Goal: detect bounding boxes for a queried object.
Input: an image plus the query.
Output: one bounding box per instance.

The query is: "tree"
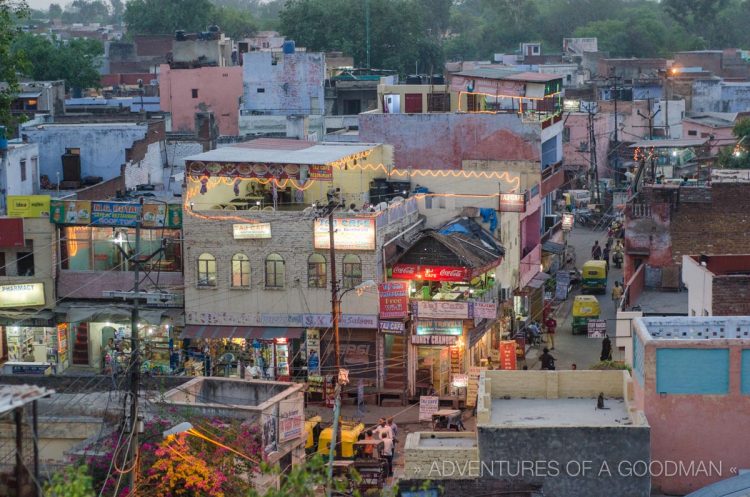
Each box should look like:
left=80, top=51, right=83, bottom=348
left=123, top=0, right=217, bottom=35
left=61, top=0, right=111, bottom=24
left=110, top=0, right=124, bottom=23
left=44, top=465, right=96, bottom=497
left=0, top=0, right=29, bottom=136
left=48, top=2, right=63, bottom=18
left=662, top=0, right=730, bottom=47
left=210, top=6, right=258, bottom=40
left=718, top=118, right=750, bottom=169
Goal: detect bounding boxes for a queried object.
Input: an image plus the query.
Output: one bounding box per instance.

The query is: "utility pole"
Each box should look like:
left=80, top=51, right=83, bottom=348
left=585, top=103, right=601, bottom=204
left=127, top=200, right=143, bottom=494
left=326, top=206, right=343, bottom=497
left=637, top=98, right=660, bottom=141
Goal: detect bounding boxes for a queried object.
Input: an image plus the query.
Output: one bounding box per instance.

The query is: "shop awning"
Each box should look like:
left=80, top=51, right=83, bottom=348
left=58, top=304, right=177, bottom=326
left=469, top=319, right=494, bottom=348
left=0, top=310, right=56, bottom=327
left=526, top=272, right=551, bottom=289
left=180, top=325, right=303, bottom=340
left=542, top=241, right=565, bottom=255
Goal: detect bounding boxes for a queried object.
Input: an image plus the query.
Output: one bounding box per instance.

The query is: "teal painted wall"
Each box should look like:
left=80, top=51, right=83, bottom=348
left=742, top=350, right=750, bottom=395
left=656, top=348, right=729, bottom=395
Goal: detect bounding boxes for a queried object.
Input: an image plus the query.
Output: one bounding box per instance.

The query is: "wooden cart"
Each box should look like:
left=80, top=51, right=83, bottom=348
left=352, top=440, right=388, bottom=492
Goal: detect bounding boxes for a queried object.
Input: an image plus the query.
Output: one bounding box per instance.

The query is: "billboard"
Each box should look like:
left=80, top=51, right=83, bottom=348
left=378, top=281, right=409, bottom=319
left=313, top=217, right=375, bottom=251
left=233, top=222, right=272, bottom=239
left=498, top=192, right=528, bottom=213
left=7, top=195, right=51, bottom=218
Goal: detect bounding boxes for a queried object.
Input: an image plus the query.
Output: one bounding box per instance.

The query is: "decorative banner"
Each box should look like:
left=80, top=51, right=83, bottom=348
left=473, top=302, right=498, bottom=320
left=50, top=200, right=91, bottom=224
left=233, top=222, right=272, bottom=239
left=313, top=218, right=376, bottom=251
left=278, top=398, right=304, bottom=443
left=308, top=164, right=333, bottom=181
left=392, top=263, right=471, bottom=282
left=419, top=396, right=440, bottom=422
left=411, top=335, right=458, bottom=345
left=187, top=161, right=301, bottom=179
left=562, top=213, right=574, bottom=231
left=91, top=202, right=141, bottom=227
left=262, top=405, right=279, bottom=461
left=379, top=320, right=405, bottom=334
left=0, top=283, right=45, bottom=308
left=142, top=204, right=181, bottom=228
left=416, top=320, right=463, bottom=336
left=497, top=192, right=528, bottom=213
left=587, top=319, right=607, bottom=338
left=465, top=366, right=487, bottom=408
left=499, top=340, right=517, bottom=370
left=378, top=281, right=410, bottom=319
left=415, top=301, right=471, bottom=320
left=7, top=195, right=51, bottom=218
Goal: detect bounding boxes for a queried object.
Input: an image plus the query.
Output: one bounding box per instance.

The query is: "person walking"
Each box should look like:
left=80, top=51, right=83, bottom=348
left=381, top=431, right=394, bottom=477
left=611, top=281, right=624, bottom=307
left=591, top=240, right=602, bottom=260
left=602, top=245, right=611, bottom=272
left=540, top=348, right=556, bottom=370
left=544, top=316, right=557, bottom=350
left=600, top=334, right=612, bottom=362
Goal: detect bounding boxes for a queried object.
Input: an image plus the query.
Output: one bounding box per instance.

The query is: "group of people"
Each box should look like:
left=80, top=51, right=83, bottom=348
left=361, top=417, right=398, bottom=477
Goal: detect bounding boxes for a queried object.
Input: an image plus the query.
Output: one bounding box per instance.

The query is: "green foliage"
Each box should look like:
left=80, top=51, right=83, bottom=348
left=210, top=6, right=258, bottom=40
left=44, top=465, right=96, bottom=497
left=61, top=0, right=111, bottom=24
left=0, top=0, right=29, bottom=136
left=124, top=0, right=257, bottom=38
left=591, top=360, right=631, bottom=372
left=12, top=33, right=103, bottom=90
left=247, top=454, right=362, bottom=497
left=48, top=3, right=63, bottom=18
left=718, top=118, right=750, bottom=169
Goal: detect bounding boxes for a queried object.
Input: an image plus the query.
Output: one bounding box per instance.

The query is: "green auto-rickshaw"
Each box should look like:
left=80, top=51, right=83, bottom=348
left=581, top=259, right=608, bottom=294
left=572, top=295, right=601, bottom=335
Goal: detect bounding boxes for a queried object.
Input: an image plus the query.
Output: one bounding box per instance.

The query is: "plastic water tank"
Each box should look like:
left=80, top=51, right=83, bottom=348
left=282, top=40, right=296, bottom=54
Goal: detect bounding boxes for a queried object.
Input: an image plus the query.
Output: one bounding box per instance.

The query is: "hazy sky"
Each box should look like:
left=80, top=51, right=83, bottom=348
left=27, top=0, right=61, bottom=10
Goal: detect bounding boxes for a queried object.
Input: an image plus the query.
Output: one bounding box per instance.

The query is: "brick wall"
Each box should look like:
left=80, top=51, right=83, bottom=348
left=403, top=432, right=479, bottom=480
left=712, top=276, right=750, bottom=315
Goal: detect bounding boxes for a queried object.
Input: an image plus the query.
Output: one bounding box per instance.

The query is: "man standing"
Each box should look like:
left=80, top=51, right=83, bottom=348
left=591, top=240, right=602, bottom=260
left=600, top=334, right=612, bottom=362
left=544, top=315, right=557, bottom=350
left=602, top=244, right=610, bottom=271
left=381, top=431, right=394, bottom=477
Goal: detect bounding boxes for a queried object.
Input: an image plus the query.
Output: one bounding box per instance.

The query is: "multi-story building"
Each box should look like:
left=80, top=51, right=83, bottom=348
left=682, top=254, right=750, bottom=316
left=0, top=142, right=39, bottom=215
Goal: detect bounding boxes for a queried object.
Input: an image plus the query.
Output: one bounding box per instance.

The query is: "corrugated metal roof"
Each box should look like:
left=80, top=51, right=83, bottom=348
left=0, top=385, right=54, bottom=415
left=184, top=140, right=380, bottom=165
left=454, top=68, right=562, bottom=83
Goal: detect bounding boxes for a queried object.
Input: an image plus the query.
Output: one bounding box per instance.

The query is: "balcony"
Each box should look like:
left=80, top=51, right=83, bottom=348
left=541, top=161, right=565, bottom=196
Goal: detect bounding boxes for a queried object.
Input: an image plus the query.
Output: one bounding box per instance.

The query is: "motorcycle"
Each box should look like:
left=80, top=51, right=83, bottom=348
left=613, top=249, right=623, bottom=269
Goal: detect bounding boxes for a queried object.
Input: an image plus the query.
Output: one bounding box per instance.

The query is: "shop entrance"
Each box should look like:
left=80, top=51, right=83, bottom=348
left=416, top=347, right=451, bottom=396
left=383, top=334, right=406, bottom=389
left=72, top=323, right=90, bottom=365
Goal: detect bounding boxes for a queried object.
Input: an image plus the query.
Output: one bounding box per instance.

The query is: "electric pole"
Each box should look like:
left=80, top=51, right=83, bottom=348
left=637, top=99, right=660, bottom=141
left=326, top=206, right=343, bottom=497
left=127, top=199, right=142, bottom=494
left=585, top=103, right=601, bottom=204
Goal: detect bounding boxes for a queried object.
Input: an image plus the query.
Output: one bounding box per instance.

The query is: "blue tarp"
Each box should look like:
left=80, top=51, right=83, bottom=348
left=479, top=208, right=498, bottom=232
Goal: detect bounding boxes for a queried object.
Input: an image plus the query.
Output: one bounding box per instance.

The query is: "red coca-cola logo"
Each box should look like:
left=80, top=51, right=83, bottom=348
left=393, top=265, right=416, bottom=274
left=439, top=268, right=464, bottom=278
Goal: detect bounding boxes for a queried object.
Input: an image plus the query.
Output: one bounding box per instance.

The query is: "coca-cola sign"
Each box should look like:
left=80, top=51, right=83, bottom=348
left=392, top=264, right=471, bottom=282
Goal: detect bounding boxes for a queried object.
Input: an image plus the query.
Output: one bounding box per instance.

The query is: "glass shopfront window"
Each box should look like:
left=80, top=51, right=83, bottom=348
left=60, top=227, right=182, bottom=271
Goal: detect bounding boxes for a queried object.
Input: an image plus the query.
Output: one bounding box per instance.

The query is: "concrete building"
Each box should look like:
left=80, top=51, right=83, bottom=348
left=562, top=111, right=612, bottom=180
left=682, top=254, right=750, bottom=317
left=674, top=49, right=750, bottom=80
left=682, top=112, right=743, bottom=154
left=0, top=142, right=39, bottom=215
left=692, top=79, right=750, bottom=113
left=7, top=80, right=66, bottom=120
left=401, top=370, right=650, bottom=497
left=632, top=316, right=750, bottom=495
left=22, top=115, right=168, bottom=190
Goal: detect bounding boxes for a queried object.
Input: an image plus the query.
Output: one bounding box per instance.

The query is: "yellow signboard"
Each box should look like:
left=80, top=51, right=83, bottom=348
left=6, top=195, right=51, bottom=218
left=0, top=283, right=46, bottom=308
left=313, top=218, right=376, bottom=251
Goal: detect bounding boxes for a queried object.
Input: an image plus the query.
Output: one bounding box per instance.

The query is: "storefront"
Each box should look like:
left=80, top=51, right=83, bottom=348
left=0, top=317, right=67, bottom=375
left=514, top=272, right=550, bottom=328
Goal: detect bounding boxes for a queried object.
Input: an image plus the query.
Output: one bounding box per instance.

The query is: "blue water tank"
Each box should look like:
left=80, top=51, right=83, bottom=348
left=282, top=40, right=296, bottom=54
left=0, top=126, right=7, bottom=151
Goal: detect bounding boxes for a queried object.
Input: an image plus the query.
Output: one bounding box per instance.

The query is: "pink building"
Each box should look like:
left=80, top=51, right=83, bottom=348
left=632, top=316, right=750, bottom=495
left=159, top=64, right=242, bottom=136
left=682, top=112, right=742, bottom=155
left=562, top=112, right=612, bottom=179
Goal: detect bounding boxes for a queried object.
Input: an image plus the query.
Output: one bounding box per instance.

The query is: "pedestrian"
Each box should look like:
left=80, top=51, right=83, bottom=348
left=387, top=417, right=398, bottom=441
left=603, top=245, right=610, bottom=271
left=544, top=315, right=557, bottom=350
left=363, top=430, right=374, bottom=457
left=373, top=418, right=392, bottom=441
left=571, top=363, right=577, bottom=370
left=591, top=240, right=602, bottom=260
left=381, top=431, right=394, bottom=477
left=247, top=359, right=262, bottom=379
left=540, top=347, right=556, bottom=370
left=600, top=334, right=612, bottom=362
left=611, top=281, right=624, bottom=306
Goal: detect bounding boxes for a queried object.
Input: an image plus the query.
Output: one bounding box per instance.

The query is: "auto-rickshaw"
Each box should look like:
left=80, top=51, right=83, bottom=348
left=305, top=416, right=322, bottom=454
left=581, top=260, right=608, bottom=294
left=353, top=440, right=388, bottom=492
left=317, top=420, right=365, bottom=458
left=572, top=295, right=601, bottom=334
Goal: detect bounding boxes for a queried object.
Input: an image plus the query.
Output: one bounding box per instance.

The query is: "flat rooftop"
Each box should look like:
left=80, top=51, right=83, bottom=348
left=633, top=289, right=688, bottom=315
left=638, top=316, right=750, bottom=340
left=688, top=254, right=750, bottom=276
left=490, top=398, right=630, bottom=427
left=418, top=436, right=477, bottom=448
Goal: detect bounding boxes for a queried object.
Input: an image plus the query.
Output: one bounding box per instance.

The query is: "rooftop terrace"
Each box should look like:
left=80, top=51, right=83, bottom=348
left=637, top=316, right=750, bottom=340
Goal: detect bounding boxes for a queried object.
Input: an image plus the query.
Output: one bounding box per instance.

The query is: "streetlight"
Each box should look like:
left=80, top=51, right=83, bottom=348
left=163, top=422, right=259, bottom=463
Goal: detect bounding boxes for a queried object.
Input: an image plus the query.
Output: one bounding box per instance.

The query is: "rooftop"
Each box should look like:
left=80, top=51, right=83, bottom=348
left=629, top=138, right=709, bottom=149
left=632, top=289, right=688, bottom=315
left=453, top=67, right=561, bottom=83
left=490, top=398, right=630, bottom=427
left=688, top=254, right=750, bottom=276
left=0, top=384, right=54, bottom=415
left=637, top=316, right=750, bottom=340
left=683, top=112, right=738, bottom=128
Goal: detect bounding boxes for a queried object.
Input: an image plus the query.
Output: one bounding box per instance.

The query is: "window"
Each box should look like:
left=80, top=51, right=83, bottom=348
left=466, top=93, right=482, bottom=112
left=16, top=239, right=34, bottom=276
left=265, top=253, right=285, bottom=288
left=257, top=88, right=265, bottom=93
left=427, top=93, right=450, bottom=112
left=197, top=253, right=217, bottom=287
left=0, top=252, right=5, bottom=276
left=191, top=89, right=199, bottom=98
left=687, top=130, right=697, bottom=136
left=231, top=253, right=250, bottom=288
left=562, top=127, right=571, bottom=143
left=308, top=254, right=326, bottom=288
left=20, top=159, right=27, bottom=182
left=342, top=254, right=362, bottom=289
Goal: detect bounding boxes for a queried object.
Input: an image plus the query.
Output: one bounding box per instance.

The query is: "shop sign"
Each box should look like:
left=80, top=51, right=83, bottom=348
left=411, top=335, right=458, bottom=346
left=233, top=222, right=272, bottom=239
left=0, top=283, right=45, bottom=308
left=452, top=374, right=469, bottom=388
left=497, top=192, right=528, bottom=213
left=419, top=396, right=439, bottom=421
left=302, top=314, right=379, bottom=329
left=378, top=281, right=409, bottom=319
left=0, top=218, right=25, bottom=249
left=278, top=399, right=304, bottom=443
left=313, top=217, right=376, bottom=251
left=11, top=364, right=50, bottom=375
left=7, top=195, right=51, bottom=218
left=499, top=340, right=517, bottom=370
left=187, top=311, right=379, bottom=329
left=587, top=319, right=607, bottom=338
left=91, top=201, right=141, bottom=227
left=416, top=320, right=463, bottom=336
left=57, top=323, right=68, bottom=355
left=262, top=405, right=279, bottom=461
left=306, top=329, right=320, bottom=374
left=414, top=301, right=470, bottom=320
left=379, top=320, right=405, bottom=334
left=308, top=164, right=333, bottom=181
left=561, top=213, right=574, bottom=231
left=466, top=366, right=487, bottom=408
left=391, top=264, right=470, bottom=282
left=341, top=342, right=376, bottom=379
left=473, top=302, right=497, bottom=320
left=142, top=204, right=182, bottom=228
left=50, top=200, right=91, bottom=224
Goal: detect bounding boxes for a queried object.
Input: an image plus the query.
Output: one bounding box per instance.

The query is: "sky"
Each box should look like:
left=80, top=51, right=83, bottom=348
left=27, top=0, right=61, bottom=10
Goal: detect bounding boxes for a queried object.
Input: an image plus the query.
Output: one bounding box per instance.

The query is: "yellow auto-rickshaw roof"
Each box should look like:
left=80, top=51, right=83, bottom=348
left=583, top=260, right=608, bottom=270
left=574, top=295, right=599, bottom=303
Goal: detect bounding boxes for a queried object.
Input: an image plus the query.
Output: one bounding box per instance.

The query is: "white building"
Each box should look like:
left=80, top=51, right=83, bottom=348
left=0, top=142, right=39, bottom=215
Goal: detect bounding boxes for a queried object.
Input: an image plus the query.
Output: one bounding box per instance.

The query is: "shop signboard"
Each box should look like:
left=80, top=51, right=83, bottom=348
left=497, top=192, right=528, bottom=213
left=555, top=271, right=571, bottom=300
left=306, top=329, right=320, bottom=374
left=91, top=201, right=141, bottom=227
left=465, top=366, right=487, bottom=408
left=50, top=200, right=91, bottom=224
left=142, top=204, right=183, bottom=228
left=499, top=340, right=517, bottom=370
left=561, top=213, right=574, bottom=231
left=473, top=302, right=497, bottom=320
left=391, top=264, right=471, bottom=282
left=313, top=217, right=375, bottom=251
left=414, top=301, right=470, bottom=320
left=0, top=283, right=45, bottom=308
left=416, top=320, right=463, bottom=336
left=233, top=222, right=272, bottom=239
left=378, top=281, right=410, bottom=319
left=278, top=398, right=304, bottom=443
left=379, top=320, right=405, bottom=334
left=262, top=404, right=279, bottom=461
left=7, top=195, right=51, bottom=218
left=451, top=373, right=469, bottom=388
left=411, top=335, right=458, bottom=346
left=341, top=341, right=376, bottom=379
left=10, top=364, right=51, bottom=375
left=587, top=319, right=607, bottom=338
left=419, top=396, right=439, bottom=421
left=0, top=218, right=25, bottom=249
left=308, top=164, right=333, bottom=181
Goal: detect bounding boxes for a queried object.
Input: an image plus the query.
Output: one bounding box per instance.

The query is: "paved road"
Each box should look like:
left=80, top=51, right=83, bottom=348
left=526, top=225, right=624, bottom=370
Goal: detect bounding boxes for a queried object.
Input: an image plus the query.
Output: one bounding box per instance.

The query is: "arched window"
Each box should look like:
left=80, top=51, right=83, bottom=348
left=197, top=253, right=216, bottom=287
left=265, top=253, right=285, bottom=288
left=308, top=254, right=326, bottom=288
left=231, top=253, right=250, bottom=288
left=342, top=254, right=362, bottom=289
